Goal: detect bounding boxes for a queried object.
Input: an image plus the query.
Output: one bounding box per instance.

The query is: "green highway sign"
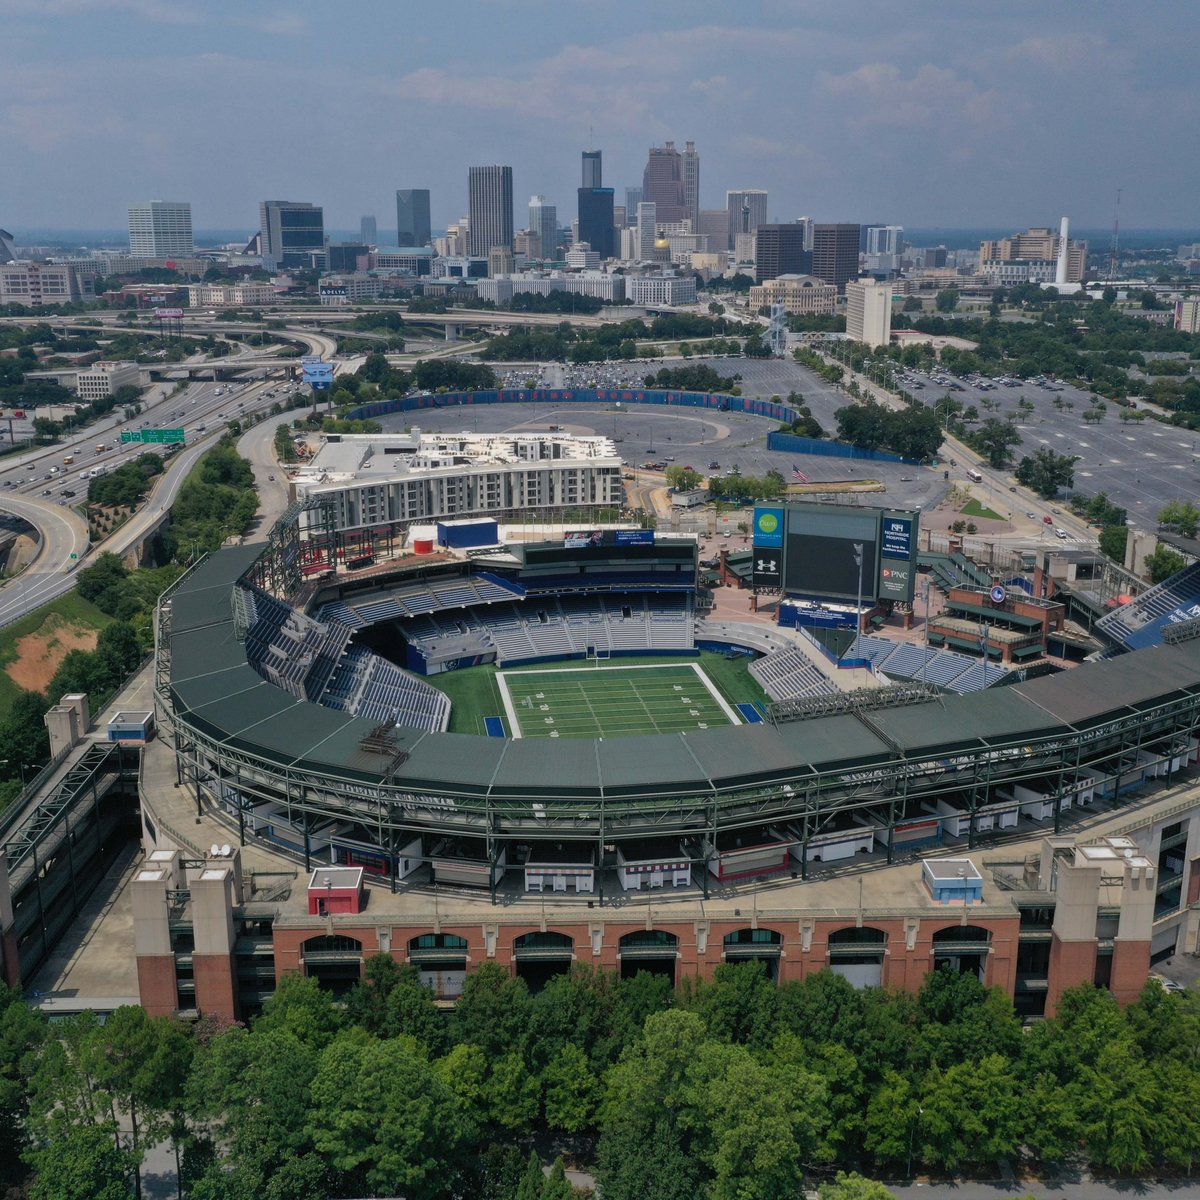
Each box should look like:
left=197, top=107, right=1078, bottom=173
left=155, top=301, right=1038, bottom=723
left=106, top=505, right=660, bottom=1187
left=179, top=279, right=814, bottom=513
left=121, top=428, right=186, bottom=444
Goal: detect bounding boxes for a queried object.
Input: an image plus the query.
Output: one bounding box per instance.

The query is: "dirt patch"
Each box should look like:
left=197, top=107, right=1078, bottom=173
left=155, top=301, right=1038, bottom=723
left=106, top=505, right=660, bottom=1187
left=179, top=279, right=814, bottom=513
left=7, top=614, right=100, bottom=694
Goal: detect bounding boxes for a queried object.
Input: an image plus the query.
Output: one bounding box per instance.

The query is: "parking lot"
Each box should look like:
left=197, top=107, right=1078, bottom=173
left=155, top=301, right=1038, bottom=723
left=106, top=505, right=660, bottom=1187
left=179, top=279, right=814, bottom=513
left=381, top=356, right=948, bottom=517
left=898, top=365, right=1199, bottom=522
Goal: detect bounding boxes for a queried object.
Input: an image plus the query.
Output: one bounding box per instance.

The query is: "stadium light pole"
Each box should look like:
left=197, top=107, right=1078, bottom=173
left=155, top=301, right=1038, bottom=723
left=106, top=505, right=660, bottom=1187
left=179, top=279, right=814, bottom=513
left=853, top=542, right=864, bottom=638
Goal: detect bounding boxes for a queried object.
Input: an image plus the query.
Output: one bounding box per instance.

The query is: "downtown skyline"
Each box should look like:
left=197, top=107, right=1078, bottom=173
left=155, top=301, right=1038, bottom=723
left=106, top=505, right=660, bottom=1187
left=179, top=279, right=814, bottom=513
left=1, top=1, right=1198, bottom=233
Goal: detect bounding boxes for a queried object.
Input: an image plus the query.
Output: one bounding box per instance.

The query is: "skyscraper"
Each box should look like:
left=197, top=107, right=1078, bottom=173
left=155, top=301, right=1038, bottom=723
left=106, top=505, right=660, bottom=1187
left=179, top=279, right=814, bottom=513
left=529, top=195, right=558, bottom=261
left=725, top=190, right=768, bottom=253
left=576, top=148, right=614, bottom=260
left=624, top=187, right=642, bottom=226
left=865, top=225, right=903, bottom=256
left=127, top=201, right=194, bottom=258
left=360, top=215, right=377, bottom=246
left=577, top=189, right=615, bottom=260
left=468, top=166, right=514, bottom=258
left=396, top=189, right=431, bottom=246
left=681, top=140, right=700, bottom=228
left=259, top=200, right=324, bottom=270
left=754, top=224, right=811, bottom=282
left=642, top=143, right=687, bottom=224
left=636, top=202, right=657, bottom=260
left=811, top=223, right=862, bottom=292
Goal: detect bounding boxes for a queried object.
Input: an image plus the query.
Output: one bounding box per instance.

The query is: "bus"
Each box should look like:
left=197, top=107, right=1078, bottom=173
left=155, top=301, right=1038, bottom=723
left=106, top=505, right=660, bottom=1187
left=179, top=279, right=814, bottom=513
left=966, top=468, right=983, bottom=483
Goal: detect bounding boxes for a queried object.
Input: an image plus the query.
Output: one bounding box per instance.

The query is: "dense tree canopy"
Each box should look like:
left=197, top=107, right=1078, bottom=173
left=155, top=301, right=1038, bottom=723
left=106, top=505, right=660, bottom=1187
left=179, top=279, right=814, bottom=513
left=9, top=965, right=1200, bottom=1198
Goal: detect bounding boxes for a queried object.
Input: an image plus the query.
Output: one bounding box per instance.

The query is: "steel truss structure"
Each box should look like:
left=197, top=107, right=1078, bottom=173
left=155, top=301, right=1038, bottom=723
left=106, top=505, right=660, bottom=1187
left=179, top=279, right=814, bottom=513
left=154, top=516, right=1200, bottom=908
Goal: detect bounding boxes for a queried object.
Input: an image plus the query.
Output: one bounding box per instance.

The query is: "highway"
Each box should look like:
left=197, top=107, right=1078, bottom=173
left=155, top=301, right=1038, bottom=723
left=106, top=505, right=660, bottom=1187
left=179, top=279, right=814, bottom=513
left=0, top=318, right=337, bottom=625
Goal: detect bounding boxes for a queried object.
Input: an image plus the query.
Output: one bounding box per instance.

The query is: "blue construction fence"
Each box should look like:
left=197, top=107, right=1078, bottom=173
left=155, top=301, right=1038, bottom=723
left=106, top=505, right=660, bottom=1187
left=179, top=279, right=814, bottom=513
left=766, top=430, right=921, bottom=466
left=346, top=388, right=799, bottom=424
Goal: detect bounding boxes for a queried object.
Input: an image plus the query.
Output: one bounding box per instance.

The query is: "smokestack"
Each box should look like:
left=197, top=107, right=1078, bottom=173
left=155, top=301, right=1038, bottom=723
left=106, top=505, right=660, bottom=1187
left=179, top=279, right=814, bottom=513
left=1055, top=216, right=1070, bottom=286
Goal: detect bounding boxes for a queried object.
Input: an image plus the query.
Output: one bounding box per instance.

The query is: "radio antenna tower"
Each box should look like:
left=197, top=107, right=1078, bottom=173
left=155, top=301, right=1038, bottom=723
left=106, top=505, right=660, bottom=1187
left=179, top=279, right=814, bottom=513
left=1108, top=188, right=1122, bottom=281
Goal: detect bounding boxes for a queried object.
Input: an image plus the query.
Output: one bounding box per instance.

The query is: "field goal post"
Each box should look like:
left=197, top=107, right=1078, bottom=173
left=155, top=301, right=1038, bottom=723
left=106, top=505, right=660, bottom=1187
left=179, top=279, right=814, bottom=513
left=587, top=645, right=611, bottom=662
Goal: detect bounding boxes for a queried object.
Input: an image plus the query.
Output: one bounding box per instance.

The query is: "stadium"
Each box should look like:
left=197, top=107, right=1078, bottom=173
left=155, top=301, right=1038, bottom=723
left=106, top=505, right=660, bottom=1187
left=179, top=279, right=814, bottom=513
left=142, top=393, right=1200, bottom=1021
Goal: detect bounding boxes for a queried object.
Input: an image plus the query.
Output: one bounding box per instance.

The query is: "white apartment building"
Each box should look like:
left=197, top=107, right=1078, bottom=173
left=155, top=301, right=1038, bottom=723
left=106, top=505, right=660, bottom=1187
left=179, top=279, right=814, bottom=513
left=75, top=360, right=141, bottom=401
left=565, top=244, right=600, bottom=270
left=748, top=274, right=837, bottom=316
left=626, top=275, right=697, bottom=306
left=476, top=271, right=625, bottom=304
left=1176, top=297, right=1200, bottom=334
left=978, top=258, right=1058, bottom=286
left=291, top=432, right=623, bottom=535
left=845, top=278, right=893, bottom=348
left=0, top=262, right=93, bottom=306
left=318, top=275, right=385, bottom=306
left=127, top=202, right=194, bottom=258
left=186, top=282, right=277, bottom=306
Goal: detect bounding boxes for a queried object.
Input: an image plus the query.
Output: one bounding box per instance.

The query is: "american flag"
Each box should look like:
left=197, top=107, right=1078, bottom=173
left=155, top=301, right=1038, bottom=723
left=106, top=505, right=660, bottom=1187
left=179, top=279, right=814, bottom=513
left=792, top=464, right=810, bottom=483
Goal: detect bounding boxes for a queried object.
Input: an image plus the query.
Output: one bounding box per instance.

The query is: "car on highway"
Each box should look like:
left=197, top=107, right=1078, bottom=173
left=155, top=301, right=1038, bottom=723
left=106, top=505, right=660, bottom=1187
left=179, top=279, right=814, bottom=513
left=1026, top=512, right=1036, bottom=520
left=1055, top=528, right=1068, bottom=539
left=1043, top=516, right=1054, bottom=525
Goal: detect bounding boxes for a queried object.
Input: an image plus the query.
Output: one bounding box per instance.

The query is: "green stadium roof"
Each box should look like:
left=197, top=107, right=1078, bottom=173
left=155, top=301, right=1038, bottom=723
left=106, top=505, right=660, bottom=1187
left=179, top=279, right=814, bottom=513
left=164, top=549, right=1200, bottom=803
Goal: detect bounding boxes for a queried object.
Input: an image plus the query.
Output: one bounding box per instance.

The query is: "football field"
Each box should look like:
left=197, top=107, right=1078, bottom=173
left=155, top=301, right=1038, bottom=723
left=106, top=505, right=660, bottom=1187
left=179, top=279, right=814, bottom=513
left=497, top=662, right=742, bottom=739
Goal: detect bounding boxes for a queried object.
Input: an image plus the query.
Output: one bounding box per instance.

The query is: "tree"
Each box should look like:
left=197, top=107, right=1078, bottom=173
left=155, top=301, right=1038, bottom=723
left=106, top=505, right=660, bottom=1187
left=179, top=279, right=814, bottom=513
left=516, top=1150, right=544, bottom=1200
left=26, top=1121, right=138, bottom=1200
left=484, top=1051, right=540, bottom=1134
left=542, top=1041, right=600, bottom=1133
left=685, top=960, right=779, bottom=1046
left=819, top=1171, right=897, bottom=1200
left=1145, top=545, right=1187, bottom=584
left=665, top=465, right=704, bottom=492
left=0, top=689, right=50, bottom=784
left=903, top=296, right=922, bottom=312
left=1157, top=500, right=1200, bottom=538
left=541, top=1156, right=573, bottom=1200
left=917, top=1054, right=1022, bottom=1171
left=1014, top=447, right=1079, bottom=499
left=307, top=1029, right=470, bottom=1199
left=1099, top=524, right=1129, bottom=564
left=452, top=962, right=531, bottom=1060
left=970, top=418, right=1022, bottom=468
left=935, top=287, right=960, bottom=313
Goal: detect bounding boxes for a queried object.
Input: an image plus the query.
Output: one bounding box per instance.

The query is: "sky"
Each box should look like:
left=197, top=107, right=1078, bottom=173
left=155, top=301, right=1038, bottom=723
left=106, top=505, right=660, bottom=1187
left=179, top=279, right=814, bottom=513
left=2, top=0, right=1198, bottom=237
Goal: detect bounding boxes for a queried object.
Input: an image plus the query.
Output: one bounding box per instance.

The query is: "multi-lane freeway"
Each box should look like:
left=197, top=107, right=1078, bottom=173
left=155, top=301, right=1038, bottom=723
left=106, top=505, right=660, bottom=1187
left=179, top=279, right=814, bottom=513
left=0, top=332, right=328, bottom=625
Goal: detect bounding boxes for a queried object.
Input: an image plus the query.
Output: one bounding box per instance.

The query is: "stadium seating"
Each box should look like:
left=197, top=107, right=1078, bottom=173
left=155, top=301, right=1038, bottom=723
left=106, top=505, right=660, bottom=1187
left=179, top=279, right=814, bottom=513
left=394, top=593, right=696, bottom=666
left=846, top=635, right=1005, bottom=694
left=244, top=588, right=354, bottom=703
left=243, top=585, right=449, bottom=732
left=1096, top=562, right=1200, bottom=651
left=750, top=647, right=839, bottom=701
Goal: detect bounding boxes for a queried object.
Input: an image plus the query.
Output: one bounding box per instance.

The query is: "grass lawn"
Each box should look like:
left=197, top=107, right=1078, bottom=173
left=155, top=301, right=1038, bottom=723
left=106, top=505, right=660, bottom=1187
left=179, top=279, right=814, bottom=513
left=431, top=651, right=770, bottom=737
left=960, top=498, right=1004, bottom=521
left=0, top=591, right=114, bottom=720
left=502, top=662, right=734, bottom=739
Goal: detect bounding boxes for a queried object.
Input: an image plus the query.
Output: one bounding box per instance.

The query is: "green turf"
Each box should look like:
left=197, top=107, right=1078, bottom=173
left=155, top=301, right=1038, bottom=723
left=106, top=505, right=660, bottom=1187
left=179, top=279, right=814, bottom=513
left=0, top=591, right=114, bottom=720
left=431, top=651, right=770, bottom=737
left=959, top=498, right=1004, bottom=521
left=502, top=663, right=734, bottom=739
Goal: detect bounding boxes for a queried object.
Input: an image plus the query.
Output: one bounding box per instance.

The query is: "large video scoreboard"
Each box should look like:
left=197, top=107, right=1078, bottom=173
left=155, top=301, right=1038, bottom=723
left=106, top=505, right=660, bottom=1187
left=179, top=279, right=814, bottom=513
left=751, top=502, right=918, bottom=604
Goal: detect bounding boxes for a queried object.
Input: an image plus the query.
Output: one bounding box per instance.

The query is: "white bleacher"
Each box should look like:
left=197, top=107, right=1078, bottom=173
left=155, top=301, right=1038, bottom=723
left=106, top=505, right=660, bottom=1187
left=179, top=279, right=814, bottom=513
left=946, top=660, right=1007, bottom=693
left=1096, top=562, right=1200, bottom=648
left=750, top=646, right=839, bottom=701
left=846, top=635, right=1004, bottom=693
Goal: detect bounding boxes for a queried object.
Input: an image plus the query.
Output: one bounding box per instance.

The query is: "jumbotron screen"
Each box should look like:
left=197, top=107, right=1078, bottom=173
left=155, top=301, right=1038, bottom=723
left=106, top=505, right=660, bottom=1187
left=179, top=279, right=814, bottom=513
left=752, top=502, right=918, bottom=603
left=785, top=532, right=877, bottom=599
